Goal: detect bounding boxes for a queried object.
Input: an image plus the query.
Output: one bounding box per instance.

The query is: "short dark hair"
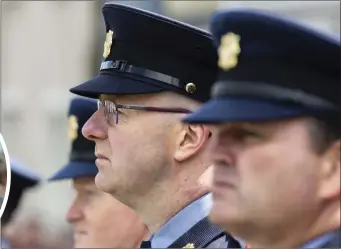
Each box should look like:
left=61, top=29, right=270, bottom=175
left=307, top=116, right=340, bottom=154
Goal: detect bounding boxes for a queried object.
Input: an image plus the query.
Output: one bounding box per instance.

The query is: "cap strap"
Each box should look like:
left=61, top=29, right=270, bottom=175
left=100, top=60, right=182, bottom=88
left=212, top=81, right=337, bottom=111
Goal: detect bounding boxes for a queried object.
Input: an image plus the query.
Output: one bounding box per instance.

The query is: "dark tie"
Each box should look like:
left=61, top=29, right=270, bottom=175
left=140, top=240, right=152, bottom=248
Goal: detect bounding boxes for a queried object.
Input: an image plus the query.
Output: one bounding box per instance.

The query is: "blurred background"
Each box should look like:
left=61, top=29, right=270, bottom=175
left=1, top=0, right=340, bottom=247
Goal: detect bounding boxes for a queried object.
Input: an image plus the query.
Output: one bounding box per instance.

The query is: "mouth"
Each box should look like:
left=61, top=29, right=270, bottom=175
left=212, top=178, right=235, bottom=189
left=95, top=152, right=109, bottom=161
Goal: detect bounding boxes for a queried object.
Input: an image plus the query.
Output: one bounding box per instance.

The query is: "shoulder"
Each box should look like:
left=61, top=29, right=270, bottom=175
left=205, top=233, right=242, bottom=248
left=321, top=229, right=341, bottom=247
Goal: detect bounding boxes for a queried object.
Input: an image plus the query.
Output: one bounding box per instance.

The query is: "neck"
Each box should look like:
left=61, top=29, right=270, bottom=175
left=132, top=227, right=152, bottom=248
left=243, top=200, right=340, bottom=248
left=136, top=170, right=210, bottom=234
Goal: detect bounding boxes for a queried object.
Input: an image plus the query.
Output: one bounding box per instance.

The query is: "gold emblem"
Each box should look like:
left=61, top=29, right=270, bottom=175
left=68, top=115, right=79, bottom=142
left=103, top=30, right=114, bottom=59
left=218, top=32, right=241, bottom=70
left=183, top=243, right=195, bottom=248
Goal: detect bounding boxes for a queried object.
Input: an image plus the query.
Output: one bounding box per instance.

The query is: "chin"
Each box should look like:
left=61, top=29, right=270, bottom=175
left=94, top=174, right=112, bottom=193
left=210, top=203, right=236, bottom=226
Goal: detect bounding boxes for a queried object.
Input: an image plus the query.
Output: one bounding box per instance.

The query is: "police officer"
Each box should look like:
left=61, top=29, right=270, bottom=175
left=1, top=159, right=41, bottom=248
left=48, top=97, right=149, bottom=248
left=69, top=3, right=241, bottom=248
left=182, top=9, right=340, bottom=248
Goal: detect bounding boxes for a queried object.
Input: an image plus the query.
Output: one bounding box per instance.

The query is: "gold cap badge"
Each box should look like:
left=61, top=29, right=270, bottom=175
left=103, top=30, right=114, bottom=59
left=68, top=115, right=79, bottom=142
left=183, top=243, right=195, bottom=248
left=218, top=32, right=241, bottom=70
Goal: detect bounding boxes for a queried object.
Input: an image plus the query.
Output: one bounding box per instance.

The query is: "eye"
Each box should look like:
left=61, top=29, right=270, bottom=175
left=230, top=129, right=263, bottom=142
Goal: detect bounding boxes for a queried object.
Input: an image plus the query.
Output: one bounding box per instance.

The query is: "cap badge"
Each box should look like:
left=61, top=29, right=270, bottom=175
left=103, top=30, right=114, bottom=59
left=218, top=32, right=241, bottom=70
left=67, top=115, right=79, bottom=142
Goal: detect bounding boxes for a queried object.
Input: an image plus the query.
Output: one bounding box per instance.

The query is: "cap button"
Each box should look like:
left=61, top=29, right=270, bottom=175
left=185, top=82, right=196, bottom=94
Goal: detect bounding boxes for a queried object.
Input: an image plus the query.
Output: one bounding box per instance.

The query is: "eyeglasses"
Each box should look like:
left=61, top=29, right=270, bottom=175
left=97, top=99, right=192, bottom=125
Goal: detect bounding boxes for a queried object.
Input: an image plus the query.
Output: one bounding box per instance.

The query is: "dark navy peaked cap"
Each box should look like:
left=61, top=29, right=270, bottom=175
left=48, top=98, right=98, bottom=181
left=183, top=9, right=340, bottom=124
left=70, top=3, right=218, bottom=103
left=3, top=159, right=41, bottom=224
left=10, top=159, right=41, bottom=188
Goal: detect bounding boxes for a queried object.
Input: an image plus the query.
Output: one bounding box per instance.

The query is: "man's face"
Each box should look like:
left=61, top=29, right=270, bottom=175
left=208, top=117, right=326, bottom=233
left=82, top=93, right=180, bottom=201
left=67, top=177, right=148, bottom=248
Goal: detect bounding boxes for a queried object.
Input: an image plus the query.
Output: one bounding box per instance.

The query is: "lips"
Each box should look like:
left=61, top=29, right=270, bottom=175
left=212, top=178, right=235, bottom=189
left=95, top=152, right=109, bottom=160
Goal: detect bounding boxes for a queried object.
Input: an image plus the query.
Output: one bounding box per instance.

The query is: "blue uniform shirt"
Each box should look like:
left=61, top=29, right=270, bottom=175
left=301, top=231, right=337, bottom=248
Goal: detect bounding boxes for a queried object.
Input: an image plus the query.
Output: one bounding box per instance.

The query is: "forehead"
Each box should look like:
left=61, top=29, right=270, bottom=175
left=213, top=117, right=310, bottom=133
left=100, top=92, right=179, bottom=105
left=100, top=93, right=157, bottom=103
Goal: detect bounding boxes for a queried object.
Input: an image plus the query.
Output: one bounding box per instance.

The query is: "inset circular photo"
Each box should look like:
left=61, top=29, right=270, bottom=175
left=0, top=133, right=12, bottom=219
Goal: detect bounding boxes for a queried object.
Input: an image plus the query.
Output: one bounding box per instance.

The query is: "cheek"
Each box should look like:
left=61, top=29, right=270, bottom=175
left=84, top=201, right=116, bottom=237
left=239, top=140, right=319, bottom=208
left=107, top=125, right=145, bottom=157
left=107, top=119, right=170, bottom=167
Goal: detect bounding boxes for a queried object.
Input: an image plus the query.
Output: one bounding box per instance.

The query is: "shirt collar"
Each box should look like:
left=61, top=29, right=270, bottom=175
left=150, top=193, right=212, bottom=248
left=301, top=230, right=337, bottom=248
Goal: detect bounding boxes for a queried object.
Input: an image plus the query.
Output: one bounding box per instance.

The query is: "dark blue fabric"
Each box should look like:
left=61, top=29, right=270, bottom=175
left=183, top=9, right=340, bottom=124
left=48, top=98, right=98, bottom=181
left=70, top=3, right=218, bottom=103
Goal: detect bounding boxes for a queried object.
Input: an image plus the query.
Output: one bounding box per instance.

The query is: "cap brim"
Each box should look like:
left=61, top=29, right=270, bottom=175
left=48, top=161, right=98, bottom=181
left=182, top=97, right=308, bottom=124
left=70, top=72, right=165, bottom=99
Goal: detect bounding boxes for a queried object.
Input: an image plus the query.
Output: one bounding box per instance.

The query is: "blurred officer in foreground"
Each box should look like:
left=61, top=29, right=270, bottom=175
left=48, top=97, right=149, bottom=248
left=69, top=3, right=241, bottom=248
left=1, top=159, right=41, bottom=248
left=182, top=9, right=340, bottom=248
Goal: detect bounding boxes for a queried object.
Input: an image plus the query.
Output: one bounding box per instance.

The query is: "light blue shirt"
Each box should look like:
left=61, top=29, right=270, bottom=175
left=1, top=238, right=10, bottom=248
left=150, top=193, right=212, bottom=248
left=301, top=231, right=336, bottom=248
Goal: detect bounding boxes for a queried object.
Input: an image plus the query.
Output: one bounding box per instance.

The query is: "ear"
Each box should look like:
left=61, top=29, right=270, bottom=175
left=318, top=140, right=340, bottom=200
left=173, top=124, right=211, bottom=162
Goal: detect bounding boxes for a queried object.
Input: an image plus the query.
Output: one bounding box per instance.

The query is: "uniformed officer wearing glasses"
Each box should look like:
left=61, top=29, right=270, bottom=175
left=69, top=3, right=241, bottom=248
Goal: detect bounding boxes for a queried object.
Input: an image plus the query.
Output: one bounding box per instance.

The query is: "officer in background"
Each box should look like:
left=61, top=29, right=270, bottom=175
left=48, top=97, right=149, bottom=248
left=182, top=9, right=340, bottom=248
left=1, top=159, right=41, bottom=248
left=69, top=3, right=241, bottom=248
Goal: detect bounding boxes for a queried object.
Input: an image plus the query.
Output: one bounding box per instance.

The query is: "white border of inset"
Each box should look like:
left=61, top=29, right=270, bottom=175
left=0, top=133, right=12, bottom=219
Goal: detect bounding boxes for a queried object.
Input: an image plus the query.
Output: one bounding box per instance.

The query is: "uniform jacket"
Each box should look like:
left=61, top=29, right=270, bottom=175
left=140, top=193, right=241, bottom=248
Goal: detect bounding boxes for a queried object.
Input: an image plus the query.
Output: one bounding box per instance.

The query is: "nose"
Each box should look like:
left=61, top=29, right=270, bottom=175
left=82, top=109, right=107, bottom=141
left=66, top=201, right=84, bottom=225
left=208, top=132, right=234, bottom=166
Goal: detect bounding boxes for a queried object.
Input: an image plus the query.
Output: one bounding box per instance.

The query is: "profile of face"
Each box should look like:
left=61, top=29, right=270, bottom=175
left=82, top=92, right=199, bottom=202
left=208, top=117, right=340, bottom=235
left=67, top=177, right=148, bottom=248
